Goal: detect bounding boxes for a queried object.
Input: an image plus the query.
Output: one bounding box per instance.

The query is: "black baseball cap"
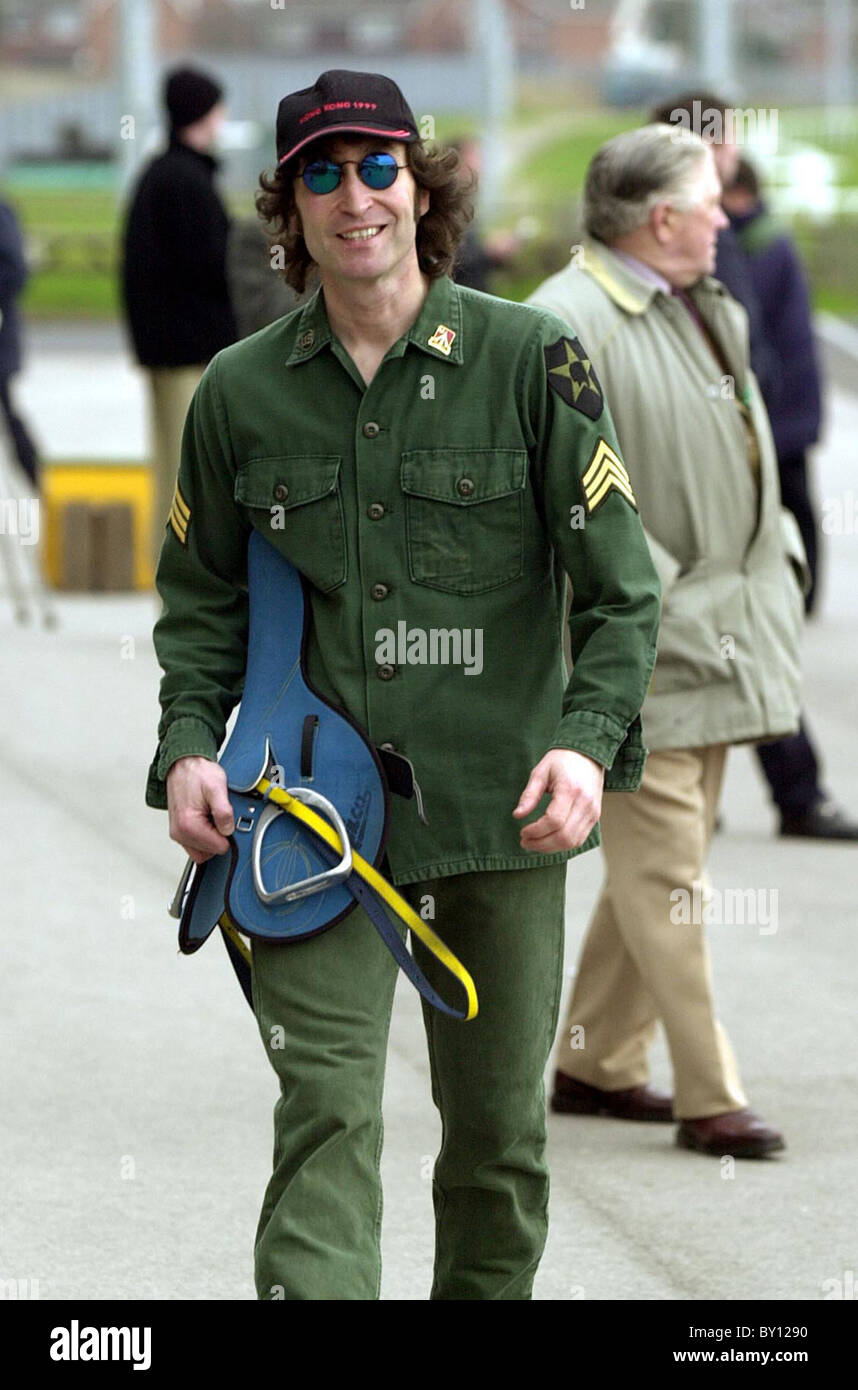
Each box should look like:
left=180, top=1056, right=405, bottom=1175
left=276, top=69, right=419, bottom=166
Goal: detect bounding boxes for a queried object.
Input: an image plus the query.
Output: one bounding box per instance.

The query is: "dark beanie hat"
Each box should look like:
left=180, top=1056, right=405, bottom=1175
left=164, top=67, right=224, bottom=130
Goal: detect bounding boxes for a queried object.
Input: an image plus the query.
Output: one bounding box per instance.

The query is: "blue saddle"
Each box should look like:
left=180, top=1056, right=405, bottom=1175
left=174, top=529, right=473, bottom=1020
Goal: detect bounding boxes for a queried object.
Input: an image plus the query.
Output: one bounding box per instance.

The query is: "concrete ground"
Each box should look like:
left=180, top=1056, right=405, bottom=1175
left=1, top=327, right=856, bottom=1301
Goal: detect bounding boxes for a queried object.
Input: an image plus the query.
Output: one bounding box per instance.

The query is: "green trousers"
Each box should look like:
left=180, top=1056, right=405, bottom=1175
left=250, top=863, right=567, bottom=1300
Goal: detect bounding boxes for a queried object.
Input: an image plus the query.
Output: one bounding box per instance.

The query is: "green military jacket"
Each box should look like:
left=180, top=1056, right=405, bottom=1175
left=146, top=273, right=660, bottom=885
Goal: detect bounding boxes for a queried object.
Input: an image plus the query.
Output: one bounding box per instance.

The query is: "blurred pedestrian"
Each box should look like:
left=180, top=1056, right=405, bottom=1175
left=226, top=217, right=308, bottom=339
left=529, top=125, right=805, bottom=1158
left=657, top=94, right=858, bottom=842
left=121, top=66, right=237, bottom=571
left=448, top=136, right=520, bottom=292
left=0, top=197, right=40, bottom=488
left=722, top=157, right=823, bottom=608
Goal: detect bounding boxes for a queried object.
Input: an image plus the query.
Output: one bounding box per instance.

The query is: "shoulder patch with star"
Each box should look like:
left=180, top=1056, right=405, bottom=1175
left=544, top=334, right=603, bottom=421
left=581, top=438, right=637, bottom=514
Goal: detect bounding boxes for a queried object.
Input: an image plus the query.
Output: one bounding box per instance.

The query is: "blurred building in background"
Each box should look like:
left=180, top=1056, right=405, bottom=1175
left=0, top=0, right=855, bottom=315
left=0, top=0, right=854, bottom=173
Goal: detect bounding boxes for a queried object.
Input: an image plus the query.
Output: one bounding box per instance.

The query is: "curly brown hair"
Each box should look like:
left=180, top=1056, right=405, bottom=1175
left=256, top=137, right=475, bottom=293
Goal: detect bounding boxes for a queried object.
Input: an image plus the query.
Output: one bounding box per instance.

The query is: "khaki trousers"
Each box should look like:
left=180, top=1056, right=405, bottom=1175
left=555, top=745, right=748, bottom=1120
left=147, top=365, right=205, bottom=572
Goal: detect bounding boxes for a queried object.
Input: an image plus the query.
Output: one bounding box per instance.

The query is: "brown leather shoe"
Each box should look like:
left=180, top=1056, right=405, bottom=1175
left=550, top=1071, right=674, bottom=1122
left=677, top=1108, right=785, bottom=1158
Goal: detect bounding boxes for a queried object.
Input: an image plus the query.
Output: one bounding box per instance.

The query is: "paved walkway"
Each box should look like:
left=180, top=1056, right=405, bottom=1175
left=2, top=335, right=857, bottom=1301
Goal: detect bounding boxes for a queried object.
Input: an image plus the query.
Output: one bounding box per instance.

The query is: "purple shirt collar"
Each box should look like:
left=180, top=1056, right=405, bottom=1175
left=611, top=249, right=672, bottom=296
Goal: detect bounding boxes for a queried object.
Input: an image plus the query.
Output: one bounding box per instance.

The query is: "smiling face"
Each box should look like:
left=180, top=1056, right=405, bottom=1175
left=291, top=135, right=429, bottom=291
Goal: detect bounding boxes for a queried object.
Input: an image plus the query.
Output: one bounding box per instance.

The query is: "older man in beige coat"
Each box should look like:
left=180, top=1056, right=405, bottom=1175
left=528, top=125, right=807, bottom=1157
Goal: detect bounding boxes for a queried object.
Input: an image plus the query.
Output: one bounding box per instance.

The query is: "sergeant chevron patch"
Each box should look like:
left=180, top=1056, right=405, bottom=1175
left=581, top=439, right=637, bottom=514
left=169, top=482, right=190, bottom=545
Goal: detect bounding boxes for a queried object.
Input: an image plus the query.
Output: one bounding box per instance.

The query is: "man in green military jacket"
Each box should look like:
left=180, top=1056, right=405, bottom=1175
left=146, top=70, right=661, bottom=1301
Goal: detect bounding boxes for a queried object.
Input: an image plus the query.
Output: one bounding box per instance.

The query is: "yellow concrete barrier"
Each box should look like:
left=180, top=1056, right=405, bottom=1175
left=42, top=462, right=154, bottom=589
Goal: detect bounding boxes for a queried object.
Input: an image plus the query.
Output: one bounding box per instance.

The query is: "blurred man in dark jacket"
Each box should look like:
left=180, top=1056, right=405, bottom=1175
left=0, top=198, right=39, bottom=487
left=448, top=136, right=520, bottom=293
left=723, top=157, right=822, bottom=605
left=226, top=217, right=307, bottom=340
left=121, top=66, right=237, bottom=570
left=720, top=157, right=857, bottom=837
left=655, top=93, right=858, bottom=841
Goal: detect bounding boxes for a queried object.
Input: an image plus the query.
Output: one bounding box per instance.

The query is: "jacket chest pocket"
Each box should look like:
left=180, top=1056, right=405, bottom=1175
left=401, top=449, right=528, bottom=595
left=234, top=454, right=346, bottom=593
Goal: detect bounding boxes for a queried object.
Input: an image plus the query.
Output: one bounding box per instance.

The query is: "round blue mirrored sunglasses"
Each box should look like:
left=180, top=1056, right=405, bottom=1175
left=298, top=151, right=406, bottom=195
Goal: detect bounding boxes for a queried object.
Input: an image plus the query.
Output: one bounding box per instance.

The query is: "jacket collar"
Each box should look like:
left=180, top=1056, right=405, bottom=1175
left=728, top=200, right=767, bottom=233
left=167, top=133, right=219, bottom=174
left=405, top=274, right=464, bottom=364
left=573, top=238, right=659, bottom=314
left=285, top=274, right=465, bottom=368
left=573, top=236, right=725, bottom=316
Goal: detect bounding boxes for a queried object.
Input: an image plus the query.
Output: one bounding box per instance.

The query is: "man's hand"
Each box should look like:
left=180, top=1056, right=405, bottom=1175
left=167, top=756, right=235, bottom=864
left=513, top=749, right=605, bottom=852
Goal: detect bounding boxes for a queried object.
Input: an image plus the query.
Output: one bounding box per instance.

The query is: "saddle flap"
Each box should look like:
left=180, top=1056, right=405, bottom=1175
left=179, top=848, right=232, bottom=953
left=181, top=530, right=388, bottom=947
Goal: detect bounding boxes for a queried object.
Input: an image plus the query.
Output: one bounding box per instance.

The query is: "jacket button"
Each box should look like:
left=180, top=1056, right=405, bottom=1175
left=273, top=483, right=289, bottom=502
left=371, top=582, right=389, bottom=601
left=456, top=476, right=475, bottom=498
left=379, top=741, right=396, bottom=751
left=377, top=664, right=395, bottom=681
left=362, top=421, right=380, bottom=438
left=367, top=502, right=385, bottom=520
